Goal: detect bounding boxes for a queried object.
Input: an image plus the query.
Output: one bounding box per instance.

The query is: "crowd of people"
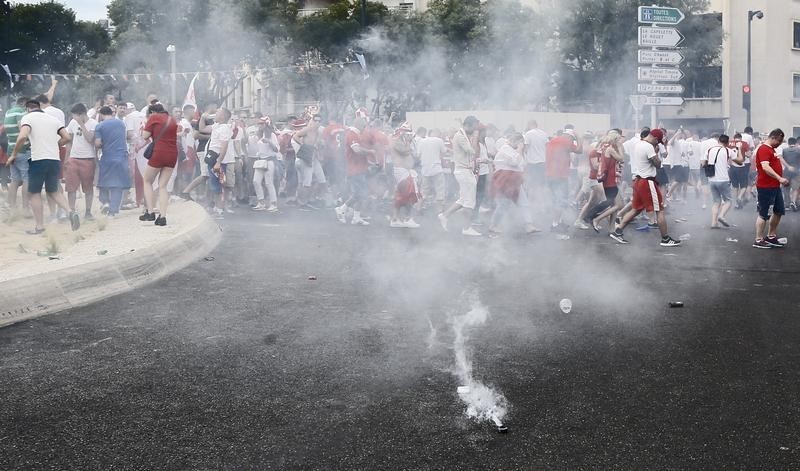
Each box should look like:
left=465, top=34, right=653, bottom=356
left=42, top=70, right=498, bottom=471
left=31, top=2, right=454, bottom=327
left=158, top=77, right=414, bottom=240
left=0, top=82, right=796, bottom=249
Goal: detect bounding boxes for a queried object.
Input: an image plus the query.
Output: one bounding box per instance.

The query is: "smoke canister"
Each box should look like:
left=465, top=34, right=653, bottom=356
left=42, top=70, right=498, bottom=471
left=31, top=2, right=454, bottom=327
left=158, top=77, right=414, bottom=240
left=497, top=424, right=508, bottom=433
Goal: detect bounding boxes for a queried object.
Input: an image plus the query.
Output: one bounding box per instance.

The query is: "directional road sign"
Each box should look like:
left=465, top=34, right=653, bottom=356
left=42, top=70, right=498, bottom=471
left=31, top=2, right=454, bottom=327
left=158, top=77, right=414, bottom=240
left=638, top=27, right=685, bottom=47
left=638, top=66, right=684, bottom=82
left=638, top=6, right=685, bottom=25
left=629, top=94, right=648, bottom=111
left=643, top=96, right=684, bottom=106
left=637, top=83, right=685, bottom=94
left=638, top=50, right=685, bottom=65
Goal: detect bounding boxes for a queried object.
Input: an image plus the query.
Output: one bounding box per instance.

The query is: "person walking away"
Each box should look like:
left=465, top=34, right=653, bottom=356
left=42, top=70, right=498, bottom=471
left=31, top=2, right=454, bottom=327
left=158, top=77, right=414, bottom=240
left=545, top=126, right=582, bottom=234
left=5, top=99, right=77, bottom=234
left=334, top=117, right=375, bottom=226
left=704, top=134, right=742, bottom=229
left=94, top=106, right=131, bottom=216
left=780, top=137, right=800, bottom=210
left=752, top=129, right=789, bottom=248
left=4, top=97, right=31, bottom=213
left=523, top=120, right=548, bottom=209
left=609, top=129, right=681, bottom=246
left=64, top=103, right=98, bottom=220
left=417, top=128, right=448, bottom=213
left=139, top=103, right=178, bottom=226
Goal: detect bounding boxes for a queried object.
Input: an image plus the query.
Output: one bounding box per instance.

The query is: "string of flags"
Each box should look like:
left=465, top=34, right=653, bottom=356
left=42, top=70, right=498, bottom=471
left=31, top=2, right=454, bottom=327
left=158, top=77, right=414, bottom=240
left=2, top=60, right=362, bottom=86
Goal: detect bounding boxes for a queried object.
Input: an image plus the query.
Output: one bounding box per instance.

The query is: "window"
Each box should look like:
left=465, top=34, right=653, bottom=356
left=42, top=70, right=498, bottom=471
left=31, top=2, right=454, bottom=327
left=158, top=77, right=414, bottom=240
left=794, top=21, right=800, bottom=49
left=794, top=73, right=800, bottom=99
left=793, top=127, right=800, bottom=139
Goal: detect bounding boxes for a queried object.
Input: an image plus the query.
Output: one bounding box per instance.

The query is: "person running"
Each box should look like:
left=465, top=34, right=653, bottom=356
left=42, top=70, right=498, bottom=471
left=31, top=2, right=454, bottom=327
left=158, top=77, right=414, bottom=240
left=4, top=96, right=30, bottom=213
left=64, top=103, right=98, bottom=220
left=438, top=116, right=482, bottom=236
left=752, top=129, right=789, bottom=249
left=545, top=125, right=582, bottom=234
left=389, top=122, right=420, bottom=228
left=704, top=134, right=742, bottom=229
left=94, top=106, right=132, bottom=216
left=487, top=132, right=539, bottom=237
left=588, top=130, right=625, bottom=231
left=609, top=128, right=681, bottom=247
left=334, top=117, right=374, bottom=226
left=5, top=99, right=77, bottom=234
left=574, top=134, right=605, bottom=229
left=139, top=103, right=178, bottom=226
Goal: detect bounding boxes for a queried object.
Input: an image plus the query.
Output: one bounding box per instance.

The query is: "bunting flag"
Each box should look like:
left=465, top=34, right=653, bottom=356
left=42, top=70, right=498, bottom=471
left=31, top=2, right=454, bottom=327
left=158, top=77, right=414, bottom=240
left=1, top=64, right=13, bottom=89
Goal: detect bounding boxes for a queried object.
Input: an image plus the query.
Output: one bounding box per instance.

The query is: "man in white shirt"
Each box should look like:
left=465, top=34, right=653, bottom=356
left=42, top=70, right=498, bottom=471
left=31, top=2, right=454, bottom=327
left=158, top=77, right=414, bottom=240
left=704, top=134, right=743, bottom=229
left=523, top=120, right=547, bottom=202
left=6, top=99, right=77, bottom=234
left=697, top=132, right=718, bottom=209
left=417, top=128, right=448, bottom=210
left=208, top=107, right=233, bottom=217
left=64, top=103, right=98, bottom=219
left=610, top=128, right=681, bottom=247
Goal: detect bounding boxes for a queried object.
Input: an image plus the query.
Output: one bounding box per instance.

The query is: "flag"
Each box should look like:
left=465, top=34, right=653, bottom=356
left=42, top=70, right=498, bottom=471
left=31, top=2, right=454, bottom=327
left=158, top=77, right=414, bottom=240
left=1, top=64, right=13, bottom=89
left=183, top=73, right=199, bottom=109
left=355, top=53, right=369, bottom=80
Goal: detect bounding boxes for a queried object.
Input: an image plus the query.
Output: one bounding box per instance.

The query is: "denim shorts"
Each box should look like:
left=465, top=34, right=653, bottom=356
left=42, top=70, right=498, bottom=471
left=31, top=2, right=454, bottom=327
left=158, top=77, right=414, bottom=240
left=348, top=174, right=368, bottom=201
left=10, top=151, right=30, bottom=183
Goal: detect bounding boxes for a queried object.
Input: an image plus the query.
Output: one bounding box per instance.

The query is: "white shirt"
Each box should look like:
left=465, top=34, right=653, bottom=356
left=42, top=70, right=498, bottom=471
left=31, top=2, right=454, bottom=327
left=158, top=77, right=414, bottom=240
left=523, top=128, right=547, bottom=165
left=623, top=136, right=640, bottom=171
left=631, top=140, right=658, bottom=178
left=208, top=123, right=233, bottom=163
left=179, top=118, right=194, bottom=153
left=43, top=105, right=65, bottom=127
left=493, top=143, right=524, bottom=172
left=706, top=144, right=734, bottom=183
left=20, top=111, right=64, bottom=161
left=257, top=132, right=279, bottom=158
left=700, top=138, right=717, bottom=164
left=417, top=136, right=446, bottom=177
left=686, top=138, right=702, bottom=170
left=66, top=118, right=98, bottom=159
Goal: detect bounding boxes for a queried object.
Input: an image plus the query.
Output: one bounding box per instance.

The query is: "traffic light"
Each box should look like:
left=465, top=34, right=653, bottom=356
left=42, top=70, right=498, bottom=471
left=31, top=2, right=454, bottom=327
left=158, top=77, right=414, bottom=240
left=742, top=85, right=751, bottom=110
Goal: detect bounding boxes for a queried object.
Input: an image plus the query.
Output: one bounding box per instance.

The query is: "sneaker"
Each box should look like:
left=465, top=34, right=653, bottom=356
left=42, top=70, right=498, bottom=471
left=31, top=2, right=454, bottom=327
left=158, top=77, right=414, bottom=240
left=609, top=230, right=628, bottom=244
left=390, top=219, right=404, bottom=228
left=573, top=219, right=590, bottom=230
left=253, top=203, right=267, bottom=211
left=351, top=217, right=370, bottom=226
left=764, top=236, right=786, bottom=248
left=462, top=227, right=482, bottom=236
left=25, top=227, right=45, bottom=235
left=753, top=239, right=772, bottom=249
left=100, top=204, right=110, bottom=215
left=403, top=219, right=420, bottom=228
left=267, top=205, right=279, bottom=213
left=69, top=211, right=80, bottom=231
left=154, top=216, right=167, bottom=226
left=334, top=206, right=347, bottom=223
left=791, top=202, right=798, bottom=212
left=659, top=236, right=682, bottom=247
left=647, top=222, right=659, bottom=229
left=438, top=213, right=448, bottom=231
left=139, top=211, right=156, bottom=222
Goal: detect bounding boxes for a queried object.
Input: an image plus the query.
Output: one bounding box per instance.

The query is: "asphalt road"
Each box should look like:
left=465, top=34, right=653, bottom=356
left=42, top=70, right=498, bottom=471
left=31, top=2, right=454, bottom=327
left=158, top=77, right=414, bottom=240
left=2, top=197, right=800, bottom=470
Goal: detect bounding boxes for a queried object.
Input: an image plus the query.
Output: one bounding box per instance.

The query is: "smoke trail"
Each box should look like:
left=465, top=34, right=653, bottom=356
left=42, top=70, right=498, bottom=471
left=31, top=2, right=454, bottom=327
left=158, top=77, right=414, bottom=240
left=450, top=298, right=509, bottom=428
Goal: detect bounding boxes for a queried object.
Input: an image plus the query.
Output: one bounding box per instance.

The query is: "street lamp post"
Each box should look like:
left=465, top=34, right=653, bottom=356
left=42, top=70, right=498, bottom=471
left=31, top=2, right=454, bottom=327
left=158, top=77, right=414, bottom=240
left=746, top=10, right=763, bottom=128
left=166, top=44, right=176, bottom=106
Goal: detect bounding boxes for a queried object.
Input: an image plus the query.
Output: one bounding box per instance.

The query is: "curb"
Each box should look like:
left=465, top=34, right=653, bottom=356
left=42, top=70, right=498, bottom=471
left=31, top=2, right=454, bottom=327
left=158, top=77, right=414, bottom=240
left=0, top=212, right=222, bottom=328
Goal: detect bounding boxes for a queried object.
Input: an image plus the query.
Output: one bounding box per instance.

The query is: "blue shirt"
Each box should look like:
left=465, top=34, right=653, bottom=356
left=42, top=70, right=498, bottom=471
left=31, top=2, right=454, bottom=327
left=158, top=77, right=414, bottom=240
left=95, top=118, right=128, bottom=161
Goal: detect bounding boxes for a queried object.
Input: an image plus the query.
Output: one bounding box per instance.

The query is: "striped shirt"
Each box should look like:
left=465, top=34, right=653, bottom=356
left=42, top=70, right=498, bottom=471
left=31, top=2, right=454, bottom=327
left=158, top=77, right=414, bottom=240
left=3, top=105, right=28, bottom=154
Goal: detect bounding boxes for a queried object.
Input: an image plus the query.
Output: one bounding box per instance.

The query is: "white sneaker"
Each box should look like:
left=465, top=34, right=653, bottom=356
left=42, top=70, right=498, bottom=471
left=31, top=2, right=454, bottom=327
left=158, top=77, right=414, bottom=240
left=225, top=207, right=235, bottom=214
left=334, top=206, right=347, bottom=224
left=351, top=217, right=370, bottom=226
left=267, top=205, right=278, bottom=213
left=438, top=213, right=448, bottom=231
left=462, top=227, right=481, bottom=236
left=573, top=219, right=590, bottom=230
left=253, top=203, right=267, bottom=211
left=403, top=219, right=420, bottom=228
left=390, top=219, right=404, bottom=228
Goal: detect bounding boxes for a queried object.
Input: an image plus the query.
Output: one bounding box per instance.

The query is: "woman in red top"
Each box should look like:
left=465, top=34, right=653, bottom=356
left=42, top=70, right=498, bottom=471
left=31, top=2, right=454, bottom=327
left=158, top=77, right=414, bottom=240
left=588, top=130, right=625, bottom=231
left=139, top=103, right=178, bottom=226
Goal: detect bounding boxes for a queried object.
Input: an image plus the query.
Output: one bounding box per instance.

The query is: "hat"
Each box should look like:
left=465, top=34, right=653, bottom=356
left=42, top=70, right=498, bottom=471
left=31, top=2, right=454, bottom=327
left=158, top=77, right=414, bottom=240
left=649, top=128, right=664, bottom=142
left=126, top=102, right=136, bottom=110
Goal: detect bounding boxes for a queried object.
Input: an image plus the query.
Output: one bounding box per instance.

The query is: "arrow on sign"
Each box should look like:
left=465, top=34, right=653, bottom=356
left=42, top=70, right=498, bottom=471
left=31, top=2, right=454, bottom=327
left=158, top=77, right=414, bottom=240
left=638, top=50, right=685, bottom=65
left=643, top=96, right=684, bottom=106
left=638, top=67, right=684, bottom=82
left=638, top=27, right=685, bottom=47
left=638, top=6, right=685, bottom=25
left=637, top=83, right=685, bottom=94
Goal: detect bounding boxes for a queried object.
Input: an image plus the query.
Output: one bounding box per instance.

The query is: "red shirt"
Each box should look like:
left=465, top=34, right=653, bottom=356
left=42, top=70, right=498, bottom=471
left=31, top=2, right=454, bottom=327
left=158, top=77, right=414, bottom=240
left=361, top=127, right=388, bottom=165
left=755, top=143, right=782, bottom=188
left=545, top=135, right=578, bottom=180
left=588, top=148, right=601, bottom=179
left=144, top=113, right=178, bottom=160
left=345, top=128, right=368, bottom=176
left=600, top=152, right=619, bottom=189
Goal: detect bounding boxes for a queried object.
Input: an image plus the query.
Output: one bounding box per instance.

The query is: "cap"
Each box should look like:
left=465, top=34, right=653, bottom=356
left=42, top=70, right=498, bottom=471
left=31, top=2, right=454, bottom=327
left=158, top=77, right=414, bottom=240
left=126, top=102, right=136, bottom=110
left=649, top=128, right=664, bottom=142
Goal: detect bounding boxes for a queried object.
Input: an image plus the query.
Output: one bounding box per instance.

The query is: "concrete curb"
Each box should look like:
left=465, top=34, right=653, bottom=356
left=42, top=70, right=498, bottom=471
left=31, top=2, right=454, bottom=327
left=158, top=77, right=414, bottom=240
left=0, top=212, right=221, bottom=328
